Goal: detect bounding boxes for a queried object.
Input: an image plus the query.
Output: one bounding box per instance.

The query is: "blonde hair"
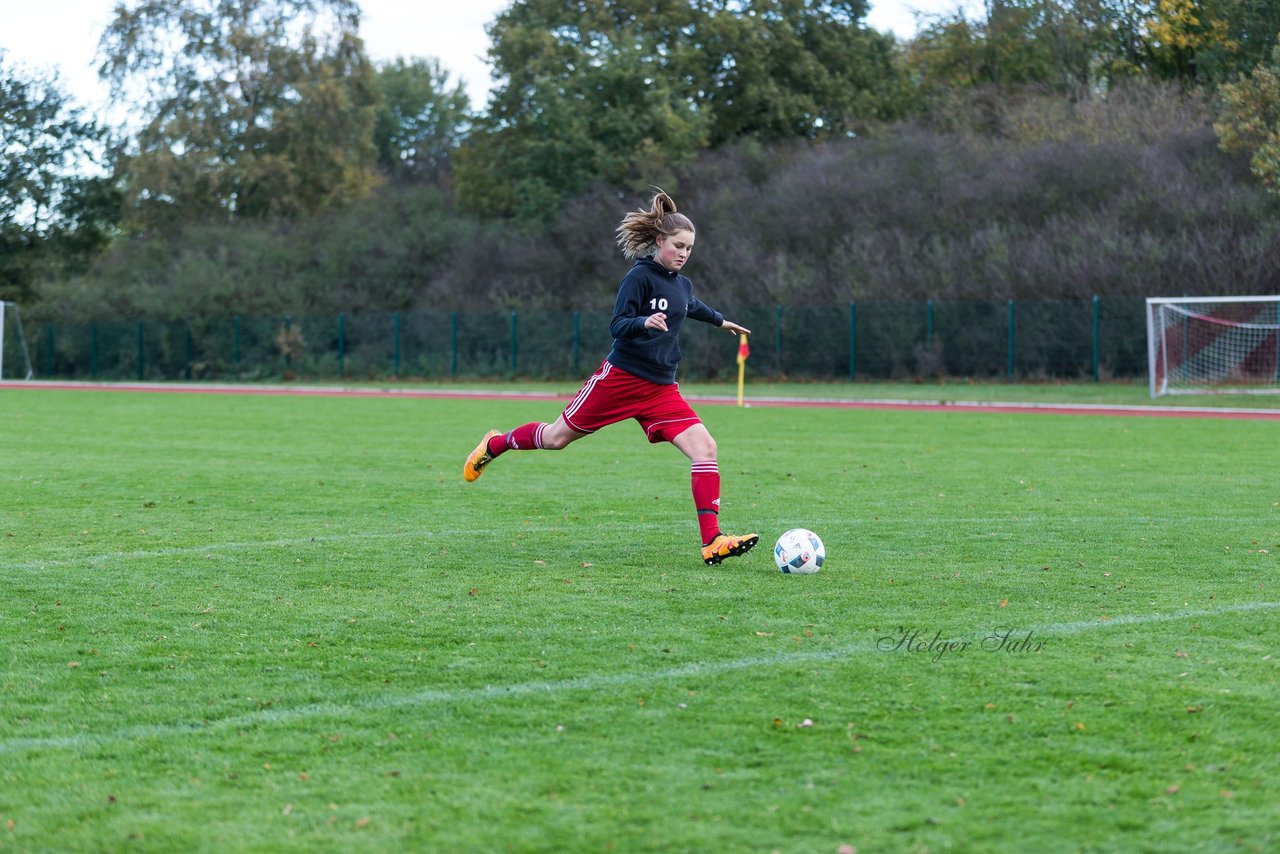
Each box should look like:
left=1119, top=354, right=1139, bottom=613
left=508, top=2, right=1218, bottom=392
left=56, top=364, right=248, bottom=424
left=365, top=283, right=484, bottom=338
left=615, top=189, right=695, bottom=259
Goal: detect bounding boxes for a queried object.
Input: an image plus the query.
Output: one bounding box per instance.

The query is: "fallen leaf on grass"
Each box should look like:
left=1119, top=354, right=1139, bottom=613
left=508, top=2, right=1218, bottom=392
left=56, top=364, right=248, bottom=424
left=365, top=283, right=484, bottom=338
left=1165, top=785, right=1179, bottom=795
left=999, top=598, right=1008, bottom=609
left=580, top=562, right=593, bottom=568
left=355, top=816, right=371, bottom=828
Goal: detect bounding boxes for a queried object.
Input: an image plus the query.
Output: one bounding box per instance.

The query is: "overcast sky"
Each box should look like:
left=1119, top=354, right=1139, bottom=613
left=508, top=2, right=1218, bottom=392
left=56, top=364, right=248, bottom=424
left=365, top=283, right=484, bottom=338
left=1, top=0, right=978, bottom=115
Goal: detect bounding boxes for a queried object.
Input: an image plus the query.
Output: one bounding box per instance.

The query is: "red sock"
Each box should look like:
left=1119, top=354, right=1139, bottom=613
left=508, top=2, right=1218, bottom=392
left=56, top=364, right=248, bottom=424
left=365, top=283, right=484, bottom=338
left=691, top=460, right=721, bottom=546
left=488, top=422, right=547, bottom=458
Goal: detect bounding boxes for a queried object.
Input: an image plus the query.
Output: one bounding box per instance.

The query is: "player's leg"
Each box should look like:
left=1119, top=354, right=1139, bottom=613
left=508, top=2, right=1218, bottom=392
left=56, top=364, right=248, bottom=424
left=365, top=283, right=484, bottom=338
left=669, top=423, right=759, bottom=566
left=463, top=416, right=586, bottom=482
left=465, top=360, right=628, bottom=482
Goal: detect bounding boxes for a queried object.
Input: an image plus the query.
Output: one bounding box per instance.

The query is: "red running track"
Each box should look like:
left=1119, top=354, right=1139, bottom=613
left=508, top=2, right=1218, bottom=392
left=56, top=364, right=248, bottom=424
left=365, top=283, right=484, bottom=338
left=5, top=379, right=1280, bottom=420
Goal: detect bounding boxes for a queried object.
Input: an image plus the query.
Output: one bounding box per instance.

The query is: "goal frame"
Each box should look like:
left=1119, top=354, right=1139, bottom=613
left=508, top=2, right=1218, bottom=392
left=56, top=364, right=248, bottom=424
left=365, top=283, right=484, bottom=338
left=1147, top=295, right=1280, bottom=398
left=0, top=301, right=35, bottom=381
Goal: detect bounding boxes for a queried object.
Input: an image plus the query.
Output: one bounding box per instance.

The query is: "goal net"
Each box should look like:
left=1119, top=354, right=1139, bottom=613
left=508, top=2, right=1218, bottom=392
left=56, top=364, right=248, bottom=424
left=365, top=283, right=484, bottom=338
left=1147, top=296, right=1280, bottom=397
left=0, top=301, right=35, bottom=381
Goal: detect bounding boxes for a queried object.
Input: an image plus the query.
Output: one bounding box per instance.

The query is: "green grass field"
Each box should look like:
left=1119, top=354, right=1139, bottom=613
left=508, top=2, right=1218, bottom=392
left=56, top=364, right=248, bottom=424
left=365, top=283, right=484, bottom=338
left=2, top=386, right=1277, bottom=852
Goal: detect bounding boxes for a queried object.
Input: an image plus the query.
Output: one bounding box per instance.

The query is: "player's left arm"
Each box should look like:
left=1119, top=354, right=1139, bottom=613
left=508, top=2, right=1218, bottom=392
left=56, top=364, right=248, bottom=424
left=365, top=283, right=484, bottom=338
left=688, top=296, right=751, bottom=336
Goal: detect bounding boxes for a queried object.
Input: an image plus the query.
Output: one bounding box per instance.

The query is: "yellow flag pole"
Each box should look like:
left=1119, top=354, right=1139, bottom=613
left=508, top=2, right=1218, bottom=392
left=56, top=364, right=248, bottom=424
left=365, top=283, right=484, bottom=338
left=736, top=333, right=747, bottom=407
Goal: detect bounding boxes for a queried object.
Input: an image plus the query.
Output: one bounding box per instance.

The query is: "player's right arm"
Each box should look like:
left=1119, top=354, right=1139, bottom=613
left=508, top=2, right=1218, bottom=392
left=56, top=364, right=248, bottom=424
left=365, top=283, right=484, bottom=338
left=609, top=273, right=652, bottom=339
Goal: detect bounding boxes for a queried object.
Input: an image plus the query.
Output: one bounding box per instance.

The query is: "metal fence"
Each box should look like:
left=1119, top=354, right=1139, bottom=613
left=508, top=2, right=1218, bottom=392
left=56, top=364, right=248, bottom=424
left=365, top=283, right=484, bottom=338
left=26, top=297, right=1149, bottom=383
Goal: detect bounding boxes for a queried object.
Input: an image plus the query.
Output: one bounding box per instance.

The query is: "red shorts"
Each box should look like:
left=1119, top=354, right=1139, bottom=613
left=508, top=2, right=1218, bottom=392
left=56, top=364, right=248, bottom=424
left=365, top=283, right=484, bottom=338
left=561, top=361, right=702, bottom=444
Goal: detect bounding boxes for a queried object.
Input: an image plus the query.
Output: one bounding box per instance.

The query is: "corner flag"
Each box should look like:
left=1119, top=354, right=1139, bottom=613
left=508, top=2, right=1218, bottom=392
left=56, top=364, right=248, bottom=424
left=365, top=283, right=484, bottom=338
left=736, top=334, right=749, bottom=407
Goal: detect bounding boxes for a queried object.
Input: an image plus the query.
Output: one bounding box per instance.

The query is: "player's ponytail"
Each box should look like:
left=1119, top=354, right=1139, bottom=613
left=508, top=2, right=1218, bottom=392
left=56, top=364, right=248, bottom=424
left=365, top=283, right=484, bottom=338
left=615, top=188, right=695, bottom=259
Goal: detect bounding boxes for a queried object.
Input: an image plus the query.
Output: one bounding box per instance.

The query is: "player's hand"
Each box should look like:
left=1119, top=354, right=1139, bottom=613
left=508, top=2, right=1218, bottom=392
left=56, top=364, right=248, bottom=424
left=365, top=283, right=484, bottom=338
left=722, top=319, right=751, bottom=336
left=645, top=312, right=668, bottom=332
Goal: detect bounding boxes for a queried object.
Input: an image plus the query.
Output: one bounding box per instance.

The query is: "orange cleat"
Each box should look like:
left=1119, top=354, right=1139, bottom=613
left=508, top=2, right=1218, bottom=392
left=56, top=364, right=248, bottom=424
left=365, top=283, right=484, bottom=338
left=463, top=430, right=502, bottom=482
left=701, top=532, right=760, bottom=565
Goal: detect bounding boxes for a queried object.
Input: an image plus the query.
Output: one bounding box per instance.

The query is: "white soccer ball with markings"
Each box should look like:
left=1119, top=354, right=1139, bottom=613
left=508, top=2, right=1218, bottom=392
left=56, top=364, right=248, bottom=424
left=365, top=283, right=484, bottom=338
left=774, top=528, right=824, bottom=575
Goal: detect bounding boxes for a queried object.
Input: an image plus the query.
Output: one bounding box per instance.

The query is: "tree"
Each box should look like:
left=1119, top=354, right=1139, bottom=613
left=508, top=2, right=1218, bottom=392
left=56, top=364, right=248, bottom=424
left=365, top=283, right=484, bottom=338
left=690, top=0, right=905, bottom=144
left=100, top=0, right=379, bottom=227
left=456, top=0, right=904, bottom=218
left=457, top=0, right=711, bottom=220
left=906, top=0, right=1152, bottom=95
left=904, top=0, right=1275, bottom=92
left=1142, top=0, right=1244, bottom=81
left=372, top=58, right=472, bottom=180
left=1215, top=44, right=1280, bottom=191
left=1165, top=0, right=1280, bottom=83
left=0, top=52, right=118, bottom=303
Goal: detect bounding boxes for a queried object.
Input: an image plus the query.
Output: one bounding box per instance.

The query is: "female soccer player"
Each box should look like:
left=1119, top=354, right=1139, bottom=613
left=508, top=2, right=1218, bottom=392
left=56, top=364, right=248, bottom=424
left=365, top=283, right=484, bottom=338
left=463, top=189, right=759, bottom=566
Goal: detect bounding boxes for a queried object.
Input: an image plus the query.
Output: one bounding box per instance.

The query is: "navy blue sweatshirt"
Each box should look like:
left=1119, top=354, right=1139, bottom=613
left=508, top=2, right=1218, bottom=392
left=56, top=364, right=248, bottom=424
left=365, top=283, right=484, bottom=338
left=606, top=257, right=724, bottom=385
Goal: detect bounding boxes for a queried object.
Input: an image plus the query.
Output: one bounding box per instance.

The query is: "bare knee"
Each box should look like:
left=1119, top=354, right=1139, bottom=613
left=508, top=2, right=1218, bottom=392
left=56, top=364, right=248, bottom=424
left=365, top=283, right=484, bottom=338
left=541, top=431, right=572, bottom=450
left=682, top=429, right=716, bottom=461
left=539, top=420, right=582, bottom=450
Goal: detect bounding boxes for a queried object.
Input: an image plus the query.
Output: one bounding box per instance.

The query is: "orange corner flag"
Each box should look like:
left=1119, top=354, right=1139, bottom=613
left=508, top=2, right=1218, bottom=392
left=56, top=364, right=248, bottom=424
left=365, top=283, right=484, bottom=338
left=736, top=335, right=750, bottom=365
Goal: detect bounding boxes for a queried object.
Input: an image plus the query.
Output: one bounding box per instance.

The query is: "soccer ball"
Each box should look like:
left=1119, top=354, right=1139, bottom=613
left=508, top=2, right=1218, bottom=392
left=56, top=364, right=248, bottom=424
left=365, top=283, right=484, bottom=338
left=774, top=528, right=824, bottom=575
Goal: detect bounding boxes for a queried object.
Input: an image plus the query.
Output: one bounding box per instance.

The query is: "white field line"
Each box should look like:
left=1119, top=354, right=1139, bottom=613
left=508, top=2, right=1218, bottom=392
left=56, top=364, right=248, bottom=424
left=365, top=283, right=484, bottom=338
left=772, top=397, right=1280, bottom=415
left=5, top=524, right=682, bottom=572
left=1, top=600, right=1276, bottom=756
left=8, top=513, right=1272, bottom=573
left=5, top=531, right=426, bottom=572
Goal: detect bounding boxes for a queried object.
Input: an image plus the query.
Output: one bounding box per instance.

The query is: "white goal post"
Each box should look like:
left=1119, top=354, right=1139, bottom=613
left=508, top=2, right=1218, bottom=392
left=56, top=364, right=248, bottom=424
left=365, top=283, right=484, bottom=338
left=0, top=301, right=35, bottom=381
left=1147, top=296, right=1280, bottom=397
